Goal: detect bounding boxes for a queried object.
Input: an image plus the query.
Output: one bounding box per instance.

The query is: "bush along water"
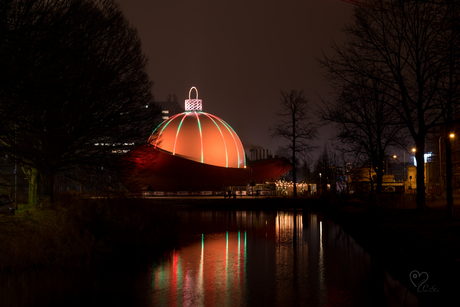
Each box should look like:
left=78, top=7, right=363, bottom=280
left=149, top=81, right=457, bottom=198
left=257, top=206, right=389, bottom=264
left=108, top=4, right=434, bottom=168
left=0, top=197, right=179, bottom=270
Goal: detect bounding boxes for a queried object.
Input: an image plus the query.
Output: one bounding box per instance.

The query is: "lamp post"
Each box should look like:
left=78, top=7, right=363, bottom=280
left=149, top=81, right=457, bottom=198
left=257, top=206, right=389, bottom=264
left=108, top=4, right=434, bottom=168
left=410, top=148, right=416, bottom=192
left=439, top=133, right=455, bottom=198
left=393, top=151, right=406, bottom=194
left=393, top=148, right=415, bottom=193
left=393, top=154, right=407, bottom=208
left=439, top=136, right=443, bottom=195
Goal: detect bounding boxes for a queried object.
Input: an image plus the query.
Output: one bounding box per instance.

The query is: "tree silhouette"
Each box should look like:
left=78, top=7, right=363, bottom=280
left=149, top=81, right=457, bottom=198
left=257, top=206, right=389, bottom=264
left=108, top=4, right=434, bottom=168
left=270, top=90, right=317, bottom=196
left=321, top=0, right=452, bottom=210
left=435, top=1, right=460, bottom=217
left=319, top=76, right=406, bottom=194
left=0, top=0, right=160, bottom=203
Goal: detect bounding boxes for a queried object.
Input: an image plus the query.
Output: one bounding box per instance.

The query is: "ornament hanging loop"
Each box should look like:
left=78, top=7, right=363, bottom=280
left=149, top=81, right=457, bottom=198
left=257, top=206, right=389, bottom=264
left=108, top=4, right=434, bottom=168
left=189, top=86, right=199, bottom=100
left=185, top=86, right=202, bottom=111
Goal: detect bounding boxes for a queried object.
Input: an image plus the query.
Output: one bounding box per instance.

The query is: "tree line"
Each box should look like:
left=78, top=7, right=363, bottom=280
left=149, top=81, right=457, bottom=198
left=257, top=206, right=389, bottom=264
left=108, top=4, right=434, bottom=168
left=271, top=1, right=459, bottom=216
left=319, top=0, right=460, bottom=215
left=0, top=0, right=160, bottom=204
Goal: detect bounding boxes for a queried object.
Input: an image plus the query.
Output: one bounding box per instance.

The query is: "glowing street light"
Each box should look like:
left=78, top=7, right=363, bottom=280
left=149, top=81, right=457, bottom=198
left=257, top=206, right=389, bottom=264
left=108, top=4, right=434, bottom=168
left=393, top=155, right=406, bottom=194
left=439, top=133, right=455, bottom=196
left=393, top=148, right=416, bottom=194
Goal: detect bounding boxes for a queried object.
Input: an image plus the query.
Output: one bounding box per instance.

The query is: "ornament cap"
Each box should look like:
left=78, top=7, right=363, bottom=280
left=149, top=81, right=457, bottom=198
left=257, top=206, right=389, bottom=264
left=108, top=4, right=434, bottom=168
left=185, top=86, right=202, bottom=111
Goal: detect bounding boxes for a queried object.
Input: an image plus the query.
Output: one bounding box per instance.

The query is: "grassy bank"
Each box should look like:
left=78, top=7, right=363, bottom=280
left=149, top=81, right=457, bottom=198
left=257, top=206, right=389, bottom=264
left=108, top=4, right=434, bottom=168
left=0, top=197, right=179, bottom=270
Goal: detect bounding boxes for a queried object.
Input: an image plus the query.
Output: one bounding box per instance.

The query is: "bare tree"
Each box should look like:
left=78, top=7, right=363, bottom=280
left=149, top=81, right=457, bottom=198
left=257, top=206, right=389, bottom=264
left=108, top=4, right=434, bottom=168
left=313, top=146, right=332, bottom=193
left=0, top=0, right=160, bottom=203
left=435, top=0, right=460, bottom=217
left=270, top=90, right=317, bottom=197
left=321, top=0, right=451, bottom=210
left=320, top=76, right=406, bottom=194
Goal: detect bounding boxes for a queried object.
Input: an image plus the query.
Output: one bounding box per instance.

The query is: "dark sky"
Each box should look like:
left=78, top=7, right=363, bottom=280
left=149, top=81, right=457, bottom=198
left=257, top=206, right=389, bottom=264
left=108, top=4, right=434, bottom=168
left=115, top=0, right=353, bottom=161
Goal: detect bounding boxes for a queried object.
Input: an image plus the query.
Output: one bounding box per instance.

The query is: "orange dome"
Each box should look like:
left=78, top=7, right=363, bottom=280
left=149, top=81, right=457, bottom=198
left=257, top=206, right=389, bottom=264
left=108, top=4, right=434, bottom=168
left=148, top=88, right=246, bottom=168
left=149, top=112, right=246, bottom=168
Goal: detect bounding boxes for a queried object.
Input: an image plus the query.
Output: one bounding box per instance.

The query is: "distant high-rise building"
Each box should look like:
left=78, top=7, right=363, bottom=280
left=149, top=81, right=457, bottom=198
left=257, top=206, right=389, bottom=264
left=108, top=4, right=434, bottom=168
left=156, top=94, right=183, bottom=120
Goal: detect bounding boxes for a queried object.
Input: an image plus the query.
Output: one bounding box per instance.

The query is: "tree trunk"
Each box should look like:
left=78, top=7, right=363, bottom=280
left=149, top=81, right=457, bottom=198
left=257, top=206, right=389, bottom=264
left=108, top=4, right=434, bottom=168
left=42, top=168, right=55, bottom=204
left=22, top=166, right=39, bottom=205
left=292, top=155, right=297, bottom=197
left=292, top=112, right=297, bottom=197
left=369, top=166, right=375, bottom=207
left=415, top=141, right=426, bottom=211
left=375, top=160, right=384, bottom=194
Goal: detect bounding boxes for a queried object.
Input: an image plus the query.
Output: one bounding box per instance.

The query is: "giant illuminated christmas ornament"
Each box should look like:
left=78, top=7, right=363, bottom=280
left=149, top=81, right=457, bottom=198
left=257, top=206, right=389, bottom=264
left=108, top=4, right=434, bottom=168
left=123, top=87, right=291, bottom=192
left=148, top=87, right=246, bottom=168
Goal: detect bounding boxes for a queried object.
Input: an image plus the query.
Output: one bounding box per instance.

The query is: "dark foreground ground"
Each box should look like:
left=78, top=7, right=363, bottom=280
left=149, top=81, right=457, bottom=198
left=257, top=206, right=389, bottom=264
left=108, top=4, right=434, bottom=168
left=325, top=196, right=460, bottom=306
left=1, top=195, right=458, bottom=305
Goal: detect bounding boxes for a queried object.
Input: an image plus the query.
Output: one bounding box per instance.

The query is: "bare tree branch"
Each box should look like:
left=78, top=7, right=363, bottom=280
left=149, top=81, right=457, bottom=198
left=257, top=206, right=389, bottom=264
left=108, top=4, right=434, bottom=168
left=269, top=90, right=318, bottom=196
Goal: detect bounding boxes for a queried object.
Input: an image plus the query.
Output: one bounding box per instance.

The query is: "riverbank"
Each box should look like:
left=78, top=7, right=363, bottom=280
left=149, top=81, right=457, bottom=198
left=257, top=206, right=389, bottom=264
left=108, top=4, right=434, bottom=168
left=322, top=195, right=460, bottom=306
left=2, top=195, right=457, bottom=305
left=0, top=197, right=179, bottom=270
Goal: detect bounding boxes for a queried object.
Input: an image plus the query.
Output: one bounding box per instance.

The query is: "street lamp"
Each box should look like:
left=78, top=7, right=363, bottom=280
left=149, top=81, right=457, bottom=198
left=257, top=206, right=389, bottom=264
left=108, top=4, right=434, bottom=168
left=439, top=133, right=455, bottom=197
left=393, top=155, right=406, bottom=193
left=393, top=148, right=416, bottom=193
left=393, top=154, right=408, bottom=207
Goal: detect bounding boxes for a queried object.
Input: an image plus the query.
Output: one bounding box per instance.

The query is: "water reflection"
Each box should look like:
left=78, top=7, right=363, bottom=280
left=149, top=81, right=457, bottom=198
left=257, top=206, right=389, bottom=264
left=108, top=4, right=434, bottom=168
left=150, top=230, right=248, bottom=306
left=0, top=210, right=419, bottom=307
left=148, top=210, right=418, bottom=307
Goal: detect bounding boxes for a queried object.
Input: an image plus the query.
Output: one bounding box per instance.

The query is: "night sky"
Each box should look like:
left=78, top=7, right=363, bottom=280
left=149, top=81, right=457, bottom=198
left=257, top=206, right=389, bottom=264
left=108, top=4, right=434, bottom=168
left=116, top=0, right=353, bottom=161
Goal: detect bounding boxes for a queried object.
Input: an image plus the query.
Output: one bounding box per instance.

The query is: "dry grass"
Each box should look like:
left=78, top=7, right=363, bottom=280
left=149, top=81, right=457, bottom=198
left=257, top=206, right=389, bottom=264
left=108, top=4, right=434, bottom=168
left=0, top=197, right=179, bottom=270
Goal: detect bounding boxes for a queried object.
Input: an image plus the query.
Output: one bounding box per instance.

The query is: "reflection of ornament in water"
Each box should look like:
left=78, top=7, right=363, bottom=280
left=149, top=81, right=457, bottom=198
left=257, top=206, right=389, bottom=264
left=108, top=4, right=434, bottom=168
left=148, top=87, right=246, bottom=168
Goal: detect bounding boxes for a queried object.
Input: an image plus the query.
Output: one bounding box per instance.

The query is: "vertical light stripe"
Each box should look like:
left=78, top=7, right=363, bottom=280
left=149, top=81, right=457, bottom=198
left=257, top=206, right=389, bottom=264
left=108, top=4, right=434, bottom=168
left=194, top=112, right=204, bottom=163
left=173, top=113, right=189, bottom=155
left=223, top=119, right=247, bottom=167
left=203, top=113, right=228, bottom=167
left=208, top=114, right=242, bottom=168
left=151, top=113, right=184, bottom=148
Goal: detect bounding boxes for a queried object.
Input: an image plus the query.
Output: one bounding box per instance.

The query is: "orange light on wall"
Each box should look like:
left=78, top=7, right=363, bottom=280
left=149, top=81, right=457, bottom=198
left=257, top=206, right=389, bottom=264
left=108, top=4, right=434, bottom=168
left=148, top=87, right=246, bottom=168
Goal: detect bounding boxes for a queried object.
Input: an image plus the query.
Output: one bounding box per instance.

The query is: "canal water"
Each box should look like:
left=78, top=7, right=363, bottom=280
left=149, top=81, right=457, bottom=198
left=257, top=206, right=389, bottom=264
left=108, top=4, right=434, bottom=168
left=1, top=210, right=419, bottom=306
